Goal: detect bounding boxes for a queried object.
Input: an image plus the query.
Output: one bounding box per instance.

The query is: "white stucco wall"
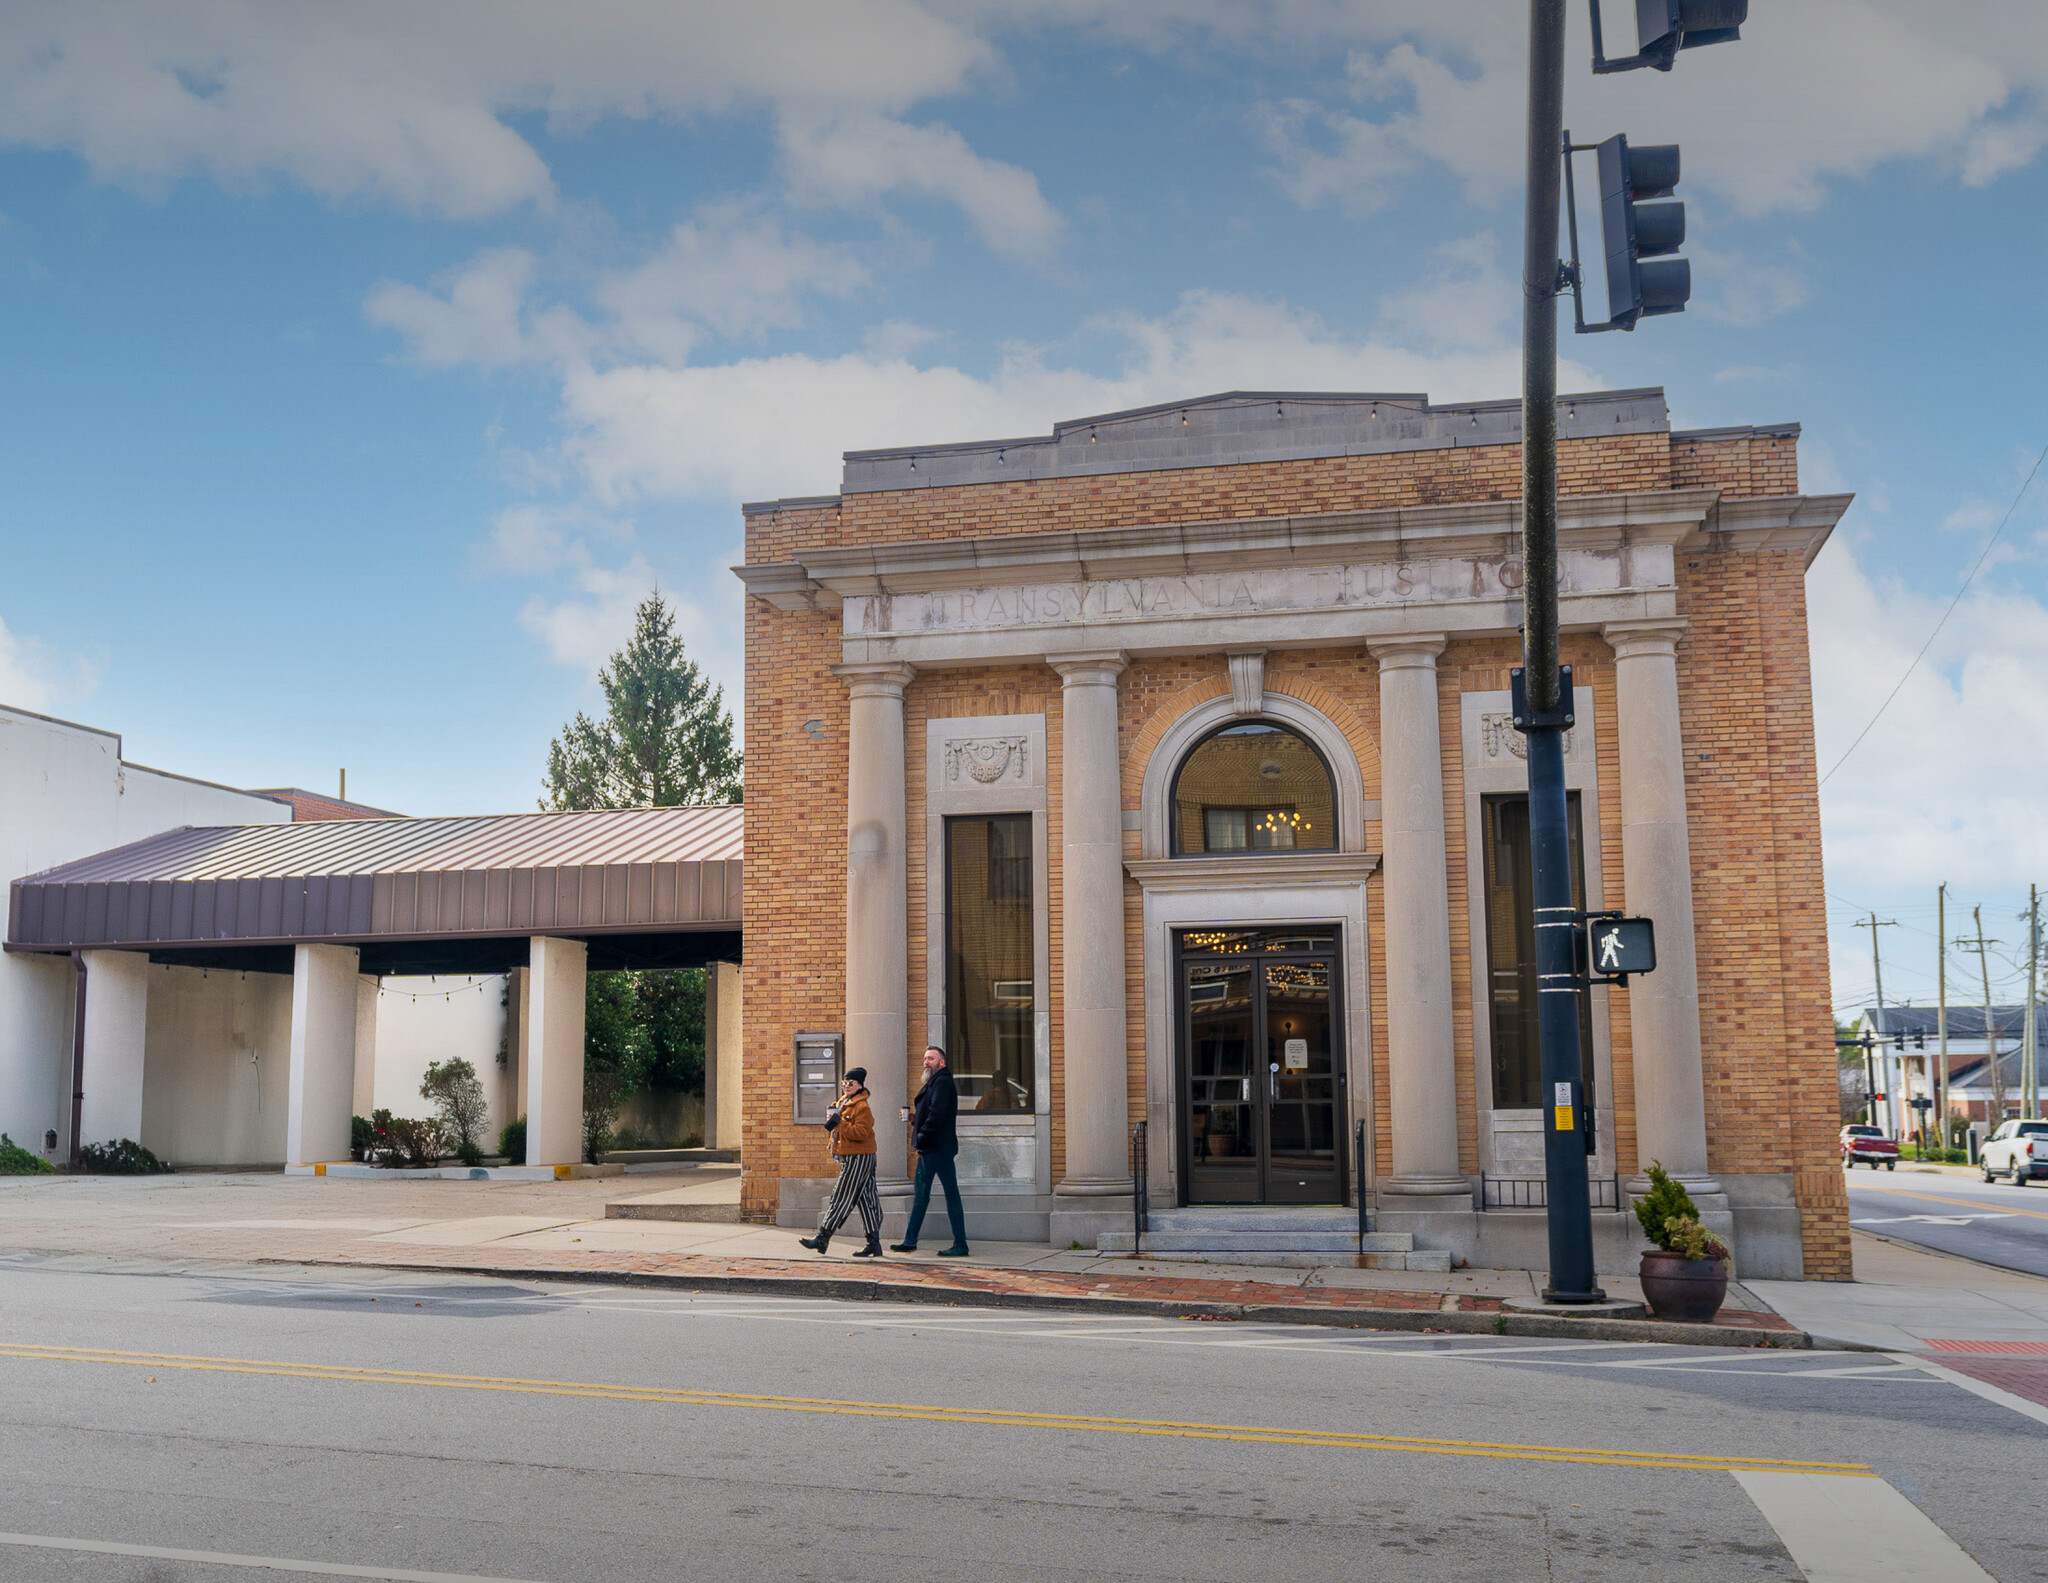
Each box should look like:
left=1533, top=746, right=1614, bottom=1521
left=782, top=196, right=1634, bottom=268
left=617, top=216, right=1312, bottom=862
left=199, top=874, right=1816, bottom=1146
left=369, top=975, right=518, bottom=1142
left=138, top=963, right=293, bottom=1166
left=0, top=704, right=288, bottom=1160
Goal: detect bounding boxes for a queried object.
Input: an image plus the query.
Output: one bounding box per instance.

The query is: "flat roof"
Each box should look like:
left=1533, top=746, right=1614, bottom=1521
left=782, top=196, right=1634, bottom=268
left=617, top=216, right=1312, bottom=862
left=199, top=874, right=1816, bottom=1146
left=7, top=805, right=742, bottom=973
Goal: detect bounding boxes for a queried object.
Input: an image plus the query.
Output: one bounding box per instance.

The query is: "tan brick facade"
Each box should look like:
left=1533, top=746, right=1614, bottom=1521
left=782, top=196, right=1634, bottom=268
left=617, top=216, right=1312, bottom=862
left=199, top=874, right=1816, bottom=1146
left=741, top=404, right=1848, bottom=1278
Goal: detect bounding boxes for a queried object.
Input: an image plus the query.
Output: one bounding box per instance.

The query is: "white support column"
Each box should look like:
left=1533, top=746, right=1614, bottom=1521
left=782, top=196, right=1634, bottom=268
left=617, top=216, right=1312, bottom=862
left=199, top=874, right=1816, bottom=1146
left=78, top=949, right=151, bottom=1149
left=702, top=960, right=743, bottom=1154
left=1051, top=650, right=1132, bottom=1225
left=1605, top=619, right=1717, bottom=1191
left=526, top=936, right=587, bottom=1169
left=833, top=661, right=916, bottom=1193
left=351, top=975, right=379, bottom=1122
left=286, top=943, right=360, bottom=1168
left=1368, top=633, right=1466, bottom=1199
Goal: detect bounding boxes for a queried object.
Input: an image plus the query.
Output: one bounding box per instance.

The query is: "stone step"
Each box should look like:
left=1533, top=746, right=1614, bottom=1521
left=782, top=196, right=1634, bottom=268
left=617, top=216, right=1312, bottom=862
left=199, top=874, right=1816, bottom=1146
left=1144, top=1207, right=1359, bottom=1233
left=1104, top=1248, right=1454, bottom=1272
left=1097, top=1229, right=1414, bottom=1254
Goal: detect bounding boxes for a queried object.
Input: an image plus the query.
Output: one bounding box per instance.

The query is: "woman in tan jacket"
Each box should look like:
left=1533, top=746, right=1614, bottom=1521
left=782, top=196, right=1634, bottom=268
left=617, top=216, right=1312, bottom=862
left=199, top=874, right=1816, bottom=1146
left=800, top=1069, right=884, bottom=1257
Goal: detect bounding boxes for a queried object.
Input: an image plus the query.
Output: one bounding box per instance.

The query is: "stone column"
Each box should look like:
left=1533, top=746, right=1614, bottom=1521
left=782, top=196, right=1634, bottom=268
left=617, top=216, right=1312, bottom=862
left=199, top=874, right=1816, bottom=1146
left=1367, top=634, right=1466, bottom=1199
left=526, top=935, right=588, bottom=1169
left=703, top=960, right=743, bottom=1153
left=286, top=943, right=360, bottom=1168
left=1050, top=650, right=1132, bottom=1234
left=351, top=974, right=379, bottom=1120
left=79, top=949, right=151, bottom=1150
left=833, top=662, right=916, bottom=1193
left=1604, top=619, right=1716, bottom=1191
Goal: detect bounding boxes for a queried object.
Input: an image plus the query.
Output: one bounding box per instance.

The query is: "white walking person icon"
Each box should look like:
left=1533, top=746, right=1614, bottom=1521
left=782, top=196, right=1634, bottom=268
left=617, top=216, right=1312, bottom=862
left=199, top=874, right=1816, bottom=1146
left=1597, top=928, right=1623, bottom=970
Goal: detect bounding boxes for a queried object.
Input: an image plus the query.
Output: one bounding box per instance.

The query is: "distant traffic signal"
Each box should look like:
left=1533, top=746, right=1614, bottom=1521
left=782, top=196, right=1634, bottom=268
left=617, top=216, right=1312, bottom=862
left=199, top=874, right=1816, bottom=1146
left=1596, top=135, right=1689, bottom=328
left=1592, top=0, right=1748, bottom=73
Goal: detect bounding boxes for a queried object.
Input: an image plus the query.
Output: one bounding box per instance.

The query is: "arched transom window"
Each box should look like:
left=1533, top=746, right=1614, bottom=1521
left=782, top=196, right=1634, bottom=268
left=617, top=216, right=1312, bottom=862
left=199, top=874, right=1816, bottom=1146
left=1170, top=721, right=1337, bottom=856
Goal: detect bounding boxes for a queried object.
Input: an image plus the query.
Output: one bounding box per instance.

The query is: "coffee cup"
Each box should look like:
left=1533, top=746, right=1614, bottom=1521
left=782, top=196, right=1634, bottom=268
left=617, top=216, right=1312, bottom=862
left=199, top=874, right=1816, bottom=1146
left=899, top=1106, right=911, bottom=1122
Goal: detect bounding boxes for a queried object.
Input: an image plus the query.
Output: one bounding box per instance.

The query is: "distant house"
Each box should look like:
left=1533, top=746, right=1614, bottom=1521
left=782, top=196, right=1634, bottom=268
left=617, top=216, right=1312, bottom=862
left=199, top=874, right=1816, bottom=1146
left=1856, top=1005, right=2045, bottom=1135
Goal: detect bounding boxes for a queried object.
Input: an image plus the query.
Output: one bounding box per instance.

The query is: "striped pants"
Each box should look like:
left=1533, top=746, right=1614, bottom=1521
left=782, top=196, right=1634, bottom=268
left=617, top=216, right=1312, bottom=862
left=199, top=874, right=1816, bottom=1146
left=818, top=1152, right=881, bottom=1241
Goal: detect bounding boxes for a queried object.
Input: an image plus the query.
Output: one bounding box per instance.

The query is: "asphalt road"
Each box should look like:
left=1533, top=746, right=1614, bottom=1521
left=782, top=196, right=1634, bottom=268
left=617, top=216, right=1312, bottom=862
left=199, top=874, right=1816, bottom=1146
left=0, top=1260, right=2041, bottom=1581
left=1845, top=1168, right=2048, bottom=1278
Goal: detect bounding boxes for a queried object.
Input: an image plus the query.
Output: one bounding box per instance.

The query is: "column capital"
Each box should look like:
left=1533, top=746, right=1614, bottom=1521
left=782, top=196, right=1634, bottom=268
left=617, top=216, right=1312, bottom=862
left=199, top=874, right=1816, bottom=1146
left=831, top=661, right=917, bottom=699
left=1602, top=618, right=1687, bottom=661
left=1366, top=632, right=1448, bottom=670
left=1049, top=649, right=1128, bottom=684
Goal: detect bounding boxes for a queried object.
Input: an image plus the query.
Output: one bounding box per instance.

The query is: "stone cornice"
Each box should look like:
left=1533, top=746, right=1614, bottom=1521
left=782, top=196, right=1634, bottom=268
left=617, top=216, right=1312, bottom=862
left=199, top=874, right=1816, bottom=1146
left=737, top=487, right=1731, bottom=612
left=1693, top=493, right=1852, bottom=567
left=1125, top=853, right=1382, bottom=891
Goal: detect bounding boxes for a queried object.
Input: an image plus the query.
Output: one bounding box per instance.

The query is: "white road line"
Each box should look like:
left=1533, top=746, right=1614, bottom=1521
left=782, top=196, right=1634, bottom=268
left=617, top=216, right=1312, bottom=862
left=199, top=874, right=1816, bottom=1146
left=0, top=1530, right=549, bottom=1582
left=1888, top=1351, right=2048, bottom=1429
left=1732, top=1472, right=1995, bottom=1582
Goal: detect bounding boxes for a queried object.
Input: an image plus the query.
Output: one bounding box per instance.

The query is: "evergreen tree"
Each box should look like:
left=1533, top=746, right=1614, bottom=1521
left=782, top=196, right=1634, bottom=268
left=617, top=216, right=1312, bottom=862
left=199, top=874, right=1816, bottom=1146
left=543, top=593, right=741, bottom=811
left=540, top=592, right=733, bottom=1149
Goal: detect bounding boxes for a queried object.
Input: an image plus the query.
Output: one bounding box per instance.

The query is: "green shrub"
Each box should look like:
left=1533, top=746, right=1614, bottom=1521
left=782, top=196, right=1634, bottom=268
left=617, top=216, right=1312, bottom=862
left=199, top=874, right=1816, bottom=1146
left=1633, top=1160, right=1727, bottom=1259
left=368, top=1108, right=446, bottom=1168
left=498, top=1116, right=526, bottom=1166
left=350, top=1115, right=374, bottom=1162
left=420, top=1058, right=488, bottom=1167
left=0, top=1134, right=53, bottom=1175
left=78, top=1138, right=171, bottom=1175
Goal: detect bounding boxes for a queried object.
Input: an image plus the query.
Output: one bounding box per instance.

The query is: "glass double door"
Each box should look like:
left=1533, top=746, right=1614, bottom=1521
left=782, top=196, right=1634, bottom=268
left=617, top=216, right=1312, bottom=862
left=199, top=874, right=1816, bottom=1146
left=1180, top=928, right=1345, bottom=1204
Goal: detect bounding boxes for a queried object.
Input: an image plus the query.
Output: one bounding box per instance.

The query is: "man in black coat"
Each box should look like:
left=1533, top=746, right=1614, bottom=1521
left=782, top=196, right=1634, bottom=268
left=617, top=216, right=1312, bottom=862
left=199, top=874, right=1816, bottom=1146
left=891, top=1045, right=969, bottom=1255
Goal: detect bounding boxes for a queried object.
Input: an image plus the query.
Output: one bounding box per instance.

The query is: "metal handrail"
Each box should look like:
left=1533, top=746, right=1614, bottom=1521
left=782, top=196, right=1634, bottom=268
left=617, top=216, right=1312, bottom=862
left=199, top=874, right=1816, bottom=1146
left=1130, top=1120, right=1148, bottom=1248
left=1355, top=1119, right=1371, bottom=1239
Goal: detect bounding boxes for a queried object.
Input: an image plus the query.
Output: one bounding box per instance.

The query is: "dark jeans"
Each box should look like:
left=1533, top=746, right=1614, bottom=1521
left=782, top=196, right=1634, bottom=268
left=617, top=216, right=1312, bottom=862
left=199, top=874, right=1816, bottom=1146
left=903, top=1150, right=967, bottom=1248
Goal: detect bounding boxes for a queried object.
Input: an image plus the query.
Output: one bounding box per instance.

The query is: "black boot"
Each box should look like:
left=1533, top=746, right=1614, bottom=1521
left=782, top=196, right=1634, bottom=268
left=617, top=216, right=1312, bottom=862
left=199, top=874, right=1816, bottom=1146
left=851, top=1236, right=885, bottom=1257
left=799, top=1230, right=831, bottom=1254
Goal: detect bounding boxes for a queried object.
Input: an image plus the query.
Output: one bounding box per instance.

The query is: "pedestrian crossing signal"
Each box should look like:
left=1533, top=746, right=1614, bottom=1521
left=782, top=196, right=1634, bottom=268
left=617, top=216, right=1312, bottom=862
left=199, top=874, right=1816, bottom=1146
left=1584, top=915, right=1656, bottom=982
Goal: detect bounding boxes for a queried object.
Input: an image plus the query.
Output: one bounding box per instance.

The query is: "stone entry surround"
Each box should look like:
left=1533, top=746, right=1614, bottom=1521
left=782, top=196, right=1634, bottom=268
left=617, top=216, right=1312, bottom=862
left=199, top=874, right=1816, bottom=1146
left=739, top=389, right=1853, bottom=1278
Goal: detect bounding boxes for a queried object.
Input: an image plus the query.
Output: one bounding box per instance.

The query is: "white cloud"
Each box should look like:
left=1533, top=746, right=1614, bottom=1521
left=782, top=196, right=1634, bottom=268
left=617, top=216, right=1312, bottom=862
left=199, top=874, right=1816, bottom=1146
left=1255, top=1, right=2048, bottom=219
left=0, top=0, right=1017, bottom=237
left=517, top=552, right=744, bottom=721
left=1812, top=531, right=2048, bottom=898
left=596, top=205, right=871, bottom=354
left=778, top=113, right=1060, bottom=258
left=1374, top=232, right=1515, bottom=352
left=0, top=615, right=99, bottom=714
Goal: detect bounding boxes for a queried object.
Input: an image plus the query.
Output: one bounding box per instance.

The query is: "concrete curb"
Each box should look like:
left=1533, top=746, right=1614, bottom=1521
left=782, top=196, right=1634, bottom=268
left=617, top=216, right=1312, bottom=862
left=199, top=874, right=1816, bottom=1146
left=290, top=1256, right=1814, bottom=1350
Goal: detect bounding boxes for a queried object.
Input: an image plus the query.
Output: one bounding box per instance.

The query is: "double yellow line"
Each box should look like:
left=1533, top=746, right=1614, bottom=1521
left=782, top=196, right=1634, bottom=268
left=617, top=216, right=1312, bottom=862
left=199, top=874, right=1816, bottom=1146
left=0, top=1341, right=1873, bottom=1476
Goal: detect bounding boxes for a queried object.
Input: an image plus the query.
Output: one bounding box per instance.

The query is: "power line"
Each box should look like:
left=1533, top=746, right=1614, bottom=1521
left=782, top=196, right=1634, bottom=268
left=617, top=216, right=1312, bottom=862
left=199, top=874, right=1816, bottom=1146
left=1819, top=434, right=2048, bottom=786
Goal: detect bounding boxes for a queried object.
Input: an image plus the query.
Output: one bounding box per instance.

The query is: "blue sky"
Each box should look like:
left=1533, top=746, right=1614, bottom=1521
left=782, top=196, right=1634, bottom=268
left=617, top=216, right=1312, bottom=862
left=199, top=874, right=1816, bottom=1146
left=4, top=2, right=2048, bottom=1016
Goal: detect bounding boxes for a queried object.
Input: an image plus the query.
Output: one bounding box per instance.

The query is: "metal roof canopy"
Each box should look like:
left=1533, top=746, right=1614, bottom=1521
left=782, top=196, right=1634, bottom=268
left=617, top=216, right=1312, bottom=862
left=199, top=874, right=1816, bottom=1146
left=6, top=805, right=742, bottom=975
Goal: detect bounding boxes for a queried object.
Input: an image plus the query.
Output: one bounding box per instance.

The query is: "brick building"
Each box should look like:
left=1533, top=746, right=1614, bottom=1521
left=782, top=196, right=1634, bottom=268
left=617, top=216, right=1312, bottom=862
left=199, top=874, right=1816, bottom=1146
left=737, top=387, right=1852, bottom=1280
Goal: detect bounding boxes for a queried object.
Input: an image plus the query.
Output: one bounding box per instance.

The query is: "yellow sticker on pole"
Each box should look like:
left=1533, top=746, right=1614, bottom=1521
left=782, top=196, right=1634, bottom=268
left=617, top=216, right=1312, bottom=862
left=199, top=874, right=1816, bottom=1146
left=1555, top=1105, right=1574, bottom=1131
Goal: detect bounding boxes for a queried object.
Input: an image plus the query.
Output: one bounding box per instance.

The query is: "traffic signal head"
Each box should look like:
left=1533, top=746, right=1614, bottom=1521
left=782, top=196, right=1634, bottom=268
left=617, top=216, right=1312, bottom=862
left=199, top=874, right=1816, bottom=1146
left=1635, top=0, right=1747, bottom=69
left=1596, top=133, right=1691, bottom=328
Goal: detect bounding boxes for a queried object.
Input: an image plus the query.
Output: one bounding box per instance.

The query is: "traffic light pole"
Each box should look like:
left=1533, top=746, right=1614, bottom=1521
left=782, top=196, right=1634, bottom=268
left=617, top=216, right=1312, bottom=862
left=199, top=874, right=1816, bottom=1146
left=1518, top=0, right=1602, bottom=1304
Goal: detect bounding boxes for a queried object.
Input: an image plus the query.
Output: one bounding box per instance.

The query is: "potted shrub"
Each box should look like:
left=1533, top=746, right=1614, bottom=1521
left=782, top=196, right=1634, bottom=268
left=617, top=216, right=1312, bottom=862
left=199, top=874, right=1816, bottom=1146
left=1633, top=1161, right=1730, bottom=1322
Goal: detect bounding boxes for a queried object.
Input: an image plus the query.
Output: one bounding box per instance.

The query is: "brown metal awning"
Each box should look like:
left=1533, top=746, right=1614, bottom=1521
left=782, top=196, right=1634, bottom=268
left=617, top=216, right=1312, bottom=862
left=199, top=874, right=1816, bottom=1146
left=6, top=805, right=742, bottom=974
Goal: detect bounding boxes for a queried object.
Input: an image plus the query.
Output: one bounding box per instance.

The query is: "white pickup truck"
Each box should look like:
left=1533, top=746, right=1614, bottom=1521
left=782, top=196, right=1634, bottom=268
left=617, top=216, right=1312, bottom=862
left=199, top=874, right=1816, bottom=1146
left=1980, top=1119, right=2048, bottom=1186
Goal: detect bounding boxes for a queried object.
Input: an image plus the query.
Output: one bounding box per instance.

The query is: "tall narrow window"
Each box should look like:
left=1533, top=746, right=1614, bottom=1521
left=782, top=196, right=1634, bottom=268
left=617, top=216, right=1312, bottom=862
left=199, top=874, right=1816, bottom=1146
left=1481, top=793, right=1594, bottom=1110
left=944, top=813, right=1035, bottom=1112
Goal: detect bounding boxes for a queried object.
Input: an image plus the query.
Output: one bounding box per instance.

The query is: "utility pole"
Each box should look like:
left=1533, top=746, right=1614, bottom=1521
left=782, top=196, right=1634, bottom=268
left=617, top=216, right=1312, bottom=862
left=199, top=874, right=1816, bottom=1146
left=1517, top=0, right=1746, bottom=1303
left=2027, top=886, right=2041, bottom=1119
left=1514, top=0, right=1600, bottom=1305
left=1937, top=883, right=1950, bottom=1150
left=1969, top=906, right=2007, bottom=1123
left=1852, top=913, right=1898, bottom=1134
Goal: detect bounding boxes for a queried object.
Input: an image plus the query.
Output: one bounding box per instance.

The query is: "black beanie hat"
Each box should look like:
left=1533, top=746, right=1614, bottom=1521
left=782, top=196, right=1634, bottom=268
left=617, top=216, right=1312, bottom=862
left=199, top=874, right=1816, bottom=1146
left=843, top=1066, right=868, bottom=1088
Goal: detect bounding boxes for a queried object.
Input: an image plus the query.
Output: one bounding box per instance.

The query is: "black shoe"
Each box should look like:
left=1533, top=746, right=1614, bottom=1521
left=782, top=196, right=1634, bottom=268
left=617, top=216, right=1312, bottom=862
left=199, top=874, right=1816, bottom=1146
left=888, top=1242, right=918, bottom=1253
left=937, top=1245, right=971, bottom=1257
left=852, top=1239, right=885, bottom=1258
left=799, top=1233, right=831, bottom=1254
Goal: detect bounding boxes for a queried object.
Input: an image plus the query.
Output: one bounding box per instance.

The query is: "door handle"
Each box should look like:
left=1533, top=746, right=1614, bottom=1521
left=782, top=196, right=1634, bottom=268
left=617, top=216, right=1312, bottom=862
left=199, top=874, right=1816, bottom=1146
left=1240, top=1077, right=1250, bottom=1102
left=1270, top=1062, right=1280, bottom=1100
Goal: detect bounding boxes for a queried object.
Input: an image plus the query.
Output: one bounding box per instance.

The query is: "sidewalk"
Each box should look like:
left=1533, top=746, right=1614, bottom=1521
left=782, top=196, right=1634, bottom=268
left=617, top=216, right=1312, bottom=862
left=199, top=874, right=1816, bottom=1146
left=0, top=1167, right=1795, bottom=1346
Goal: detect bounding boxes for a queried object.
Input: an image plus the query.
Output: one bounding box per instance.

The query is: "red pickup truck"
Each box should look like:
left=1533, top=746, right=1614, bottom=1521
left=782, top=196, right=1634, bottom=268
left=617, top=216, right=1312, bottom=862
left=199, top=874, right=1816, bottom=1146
left=1841, top=1124, right=1898, bottom=1169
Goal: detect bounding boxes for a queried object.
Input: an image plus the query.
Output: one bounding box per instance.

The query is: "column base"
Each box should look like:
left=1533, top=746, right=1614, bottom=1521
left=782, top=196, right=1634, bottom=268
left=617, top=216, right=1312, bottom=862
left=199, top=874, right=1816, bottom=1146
left=1050, top=1197, right=1135, bottom=1249
left=1624, top=1174, right=1723, bottom=1202
left=1379, top=1174, right=1472, bottom=1205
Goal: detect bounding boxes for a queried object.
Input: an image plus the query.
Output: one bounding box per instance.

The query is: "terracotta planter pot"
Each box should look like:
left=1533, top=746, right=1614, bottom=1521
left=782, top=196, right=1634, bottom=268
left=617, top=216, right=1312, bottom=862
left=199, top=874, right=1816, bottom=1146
left=1638, top=1251, right=1729, bottom=1323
